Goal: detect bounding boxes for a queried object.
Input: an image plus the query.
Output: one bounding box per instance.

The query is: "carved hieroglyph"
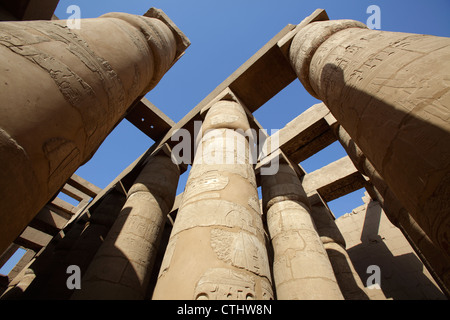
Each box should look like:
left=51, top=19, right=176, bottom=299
left=194, top=268, right=273, bottom=300
left=261, top=163, right=344, bottom=299
left=152, top=100, right=273, bottom=300
left=289, top=19, right=450, bottom=259
left=0, top=12, right=187, bottom=254
left=71, top=154, right=180, bottom=300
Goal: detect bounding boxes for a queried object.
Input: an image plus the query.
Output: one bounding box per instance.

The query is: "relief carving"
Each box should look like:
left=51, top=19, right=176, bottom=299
left=182, top=172, right=229, bottom=205
left=194, top=268, right=273, bottom=300
left=210, top=228, right=271, bottom=279
left=171, top=200, right=264, bottom=239
left=194, top=268, right=257, bottom=300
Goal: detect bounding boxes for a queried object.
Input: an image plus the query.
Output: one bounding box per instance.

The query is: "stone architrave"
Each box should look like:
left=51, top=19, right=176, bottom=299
left=0, top=11, right=189, bottom=254
left=289, top=20, right=450, bottom=258
left=71, top=153, right=180, bottom=300
left=261, top=162, right=344, bottom=300
left=152, top=100, right=273, bottom=300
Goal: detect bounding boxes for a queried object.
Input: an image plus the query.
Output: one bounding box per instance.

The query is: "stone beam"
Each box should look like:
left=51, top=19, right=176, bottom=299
left=15, top=227, right=53, bottom=252
left=302, top=156, right=366, bottom=202
left=61, top=184, right=91, bottom=203
left=15, top=174, right=99, bottom=253
left=264, top=102, right=336, bottom=164
left=66, top=175, right=102, bottom=199
left=126, top=98, right=176, bottom=142
left=47, top=198, right=76, bottom=217
left=277, top=9, right=329, bottom=57
left=29, top=206, right=69, bottom=236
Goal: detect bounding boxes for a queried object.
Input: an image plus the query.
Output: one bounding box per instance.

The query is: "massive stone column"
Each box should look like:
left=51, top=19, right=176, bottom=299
left=289, top=20, right=450, bottom=258
left=334, top=124, right=450, bottom=297
left=0, top=10, right=189, bottom=254
left=71, top=151, right=180, bottom=300
left=308, top=192, right=369, bottom=300
left=14, top=188, right=127, bottom=300
left=261, top=161, right=344, bottom=300
left=152, top=99, right=273, bottom=300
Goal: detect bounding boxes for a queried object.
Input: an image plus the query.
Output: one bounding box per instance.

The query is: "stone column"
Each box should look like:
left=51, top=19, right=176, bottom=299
left=289, top=20, right=450, bottom=258
left=71, top=152, right=180, bottom=300
left=261, top=161, right=344, bottom=300
left=152, top=99, right=273, bottom=300
left=308, top=192, right=369, bottom=300
left=334, top=124, right=450, bottom=297
left=0, top=11, right=189, bottom=254
left=18, top=188, right=126, bottom=300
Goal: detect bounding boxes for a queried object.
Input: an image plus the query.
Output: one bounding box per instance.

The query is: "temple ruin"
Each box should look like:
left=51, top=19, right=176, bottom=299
left=0, top=1, right=448, bottom=300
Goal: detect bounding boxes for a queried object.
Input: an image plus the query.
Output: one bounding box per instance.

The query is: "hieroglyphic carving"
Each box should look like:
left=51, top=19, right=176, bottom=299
left=0, top=21, right=123, bottom=144
left=170, top=200, right=265, bottom=240
left=187, top=163, right=256, bottom=188
left=210, top=229, right=271, bottom=279
left=194, top=268, right=273, bottom=300
left=181, top=172, right=229, bottom=206
left=194, top=268, right=256, bottom=300
left=210, top=114, right=240, bottom=126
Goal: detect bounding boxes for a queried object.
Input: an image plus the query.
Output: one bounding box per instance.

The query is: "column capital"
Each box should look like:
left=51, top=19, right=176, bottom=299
left=289, top=19, right=366, bottom=98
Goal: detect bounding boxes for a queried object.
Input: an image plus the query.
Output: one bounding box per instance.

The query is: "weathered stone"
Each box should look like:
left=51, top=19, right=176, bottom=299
left=261, top=163, right=344, bottom=300
left=334, top=125, right=450, bottom=297
left=309, top=193, right=369, bottom=300
left=71, top=154, right=180, bottom=300
left=152, top=99, right=272, bottom=300
left=194, top=268, right=273, bottom=300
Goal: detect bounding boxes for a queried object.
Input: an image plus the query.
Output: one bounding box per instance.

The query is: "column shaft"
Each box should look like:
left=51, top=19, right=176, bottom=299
left=18, top=189, right=126, bottom=300
left=261, top=163, right=344, bottom=300
left=289, top=20, right=450, bottom=257
left=309, top=193, right=369, bottom=300
left=0, top=12, right=186, bottom=254
left=335, top=124, right=450, bottom=296
left=71, top=153, right=180, bottom=299
left=152, top=100, right=273, bottom=300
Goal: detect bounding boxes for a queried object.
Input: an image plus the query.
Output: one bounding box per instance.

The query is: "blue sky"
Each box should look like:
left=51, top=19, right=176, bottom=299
left=1, top=0, right=449, bottom=276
